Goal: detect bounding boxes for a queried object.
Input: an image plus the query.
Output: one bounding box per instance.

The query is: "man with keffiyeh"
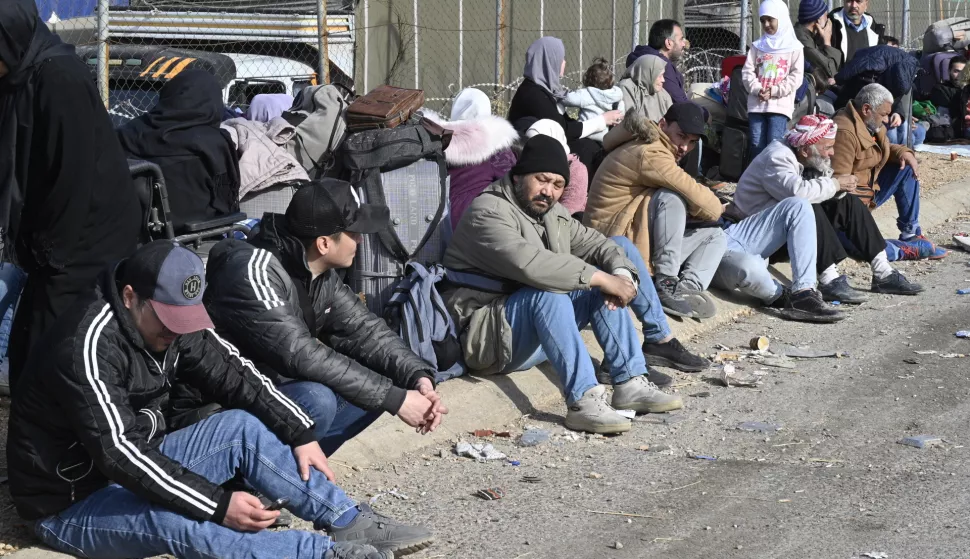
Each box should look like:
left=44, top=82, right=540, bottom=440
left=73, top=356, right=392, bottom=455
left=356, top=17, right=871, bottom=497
left=733, top=115, right=924, bottom=304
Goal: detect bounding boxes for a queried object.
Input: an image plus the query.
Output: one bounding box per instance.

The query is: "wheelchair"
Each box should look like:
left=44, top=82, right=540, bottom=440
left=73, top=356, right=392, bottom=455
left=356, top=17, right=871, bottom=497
left=128, top=159, right=251, bottom=262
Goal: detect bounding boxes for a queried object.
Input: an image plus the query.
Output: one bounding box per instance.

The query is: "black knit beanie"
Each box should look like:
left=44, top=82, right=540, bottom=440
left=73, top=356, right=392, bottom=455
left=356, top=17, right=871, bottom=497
left=510, top=135, right=570, bottom=186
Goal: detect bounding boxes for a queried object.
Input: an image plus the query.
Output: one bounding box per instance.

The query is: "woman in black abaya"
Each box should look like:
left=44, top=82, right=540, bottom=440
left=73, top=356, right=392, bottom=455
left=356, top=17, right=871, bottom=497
left=0, top=0, right=141, bottom=395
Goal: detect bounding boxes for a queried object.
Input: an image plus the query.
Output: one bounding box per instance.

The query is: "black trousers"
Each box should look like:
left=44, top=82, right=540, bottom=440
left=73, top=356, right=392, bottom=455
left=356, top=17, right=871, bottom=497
left=568, top=137, right=604, bottom=180
left=814, top=194, right=885, bottom=273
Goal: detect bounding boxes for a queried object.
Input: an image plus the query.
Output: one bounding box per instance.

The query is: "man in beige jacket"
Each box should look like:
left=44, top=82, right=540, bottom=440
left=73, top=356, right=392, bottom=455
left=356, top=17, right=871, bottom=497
left=586, top=103, right=725, bottom=319
left=442, top=136, right=708, bottom=435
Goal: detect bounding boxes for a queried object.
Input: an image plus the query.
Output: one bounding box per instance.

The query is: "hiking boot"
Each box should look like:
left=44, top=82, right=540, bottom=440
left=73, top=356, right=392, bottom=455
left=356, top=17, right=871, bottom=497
left=611, top=375, right=684, bottom=414
left=871, top=270, right=924, bottom=296
left=677, top=284, right=717, bottom=319
left=818, top=275, right=869, bottom=304
left=564, top=385, right=633, bottom=434
left=329, top=504, right=433, bottom=556
left=770, top=288, right=845, bottom=324
left=324, top=542, right=393, bottom=559
left=654, top=276, right=694, bottom=317
left=643, top=338, right=710, bottom=372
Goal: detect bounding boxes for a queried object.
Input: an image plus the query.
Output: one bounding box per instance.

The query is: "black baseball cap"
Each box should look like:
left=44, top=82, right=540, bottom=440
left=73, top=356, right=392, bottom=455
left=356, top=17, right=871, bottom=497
left=284, top=179, right=390, bottom=238
left=121, top=240, right=214, bottom=335
left=663, top=102, right=707, bottom=136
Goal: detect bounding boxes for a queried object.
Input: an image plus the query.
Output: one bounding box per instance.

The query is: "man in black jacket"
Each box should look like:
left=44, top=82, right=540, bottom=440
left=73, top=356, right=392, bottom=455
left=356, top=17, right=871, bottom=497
left=7, top=240, right=433, bottom=558
left=201, top=180, right=447, bottom=455
left=829, top=0, right=885, bottom=64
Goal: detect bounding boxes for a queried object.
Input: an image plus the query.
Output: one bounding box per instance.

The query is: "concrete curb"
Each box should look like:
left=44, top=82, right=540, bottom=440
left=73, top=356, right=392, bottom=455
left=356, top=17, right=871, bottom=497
left=8, top=178, right=970, bottom=559
left=330, top=176, right=970, bottom=466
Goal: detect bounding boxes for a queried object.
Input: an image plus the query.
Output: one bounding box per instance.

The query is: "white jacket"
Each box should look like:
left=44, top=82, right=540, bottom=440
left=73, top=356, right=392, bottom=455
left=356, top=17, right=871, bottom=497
left=563, top=86, right=625, bottom=142
left=733, top=139, right=839, bottom=218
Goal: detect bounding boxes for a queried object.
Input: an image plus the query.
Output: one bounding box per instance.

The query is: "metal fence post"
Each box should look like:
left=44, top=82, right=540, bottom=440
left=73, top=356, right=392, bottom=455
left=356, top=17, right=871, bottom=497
left=632, top=0, right=641, bottom=50
left=96, top=0, right=109, bottom=107
left=318, top=0, right=330, bottom=84
left=740, top=0, right=749, bottom=50
left=363, top=0, right=369, bottom=93
left=414, top=0, right=419, bottom=88
left=902, top=0, right=911, bottom=48
left=540, top=0, right=545, bottom=37
left=495, top=0, right=502, bottom=87
left=579, top=0, right=584, bottom=68
left=611, top=0, right=616, bottom=67
left=459, top=0, right=464, bottom=90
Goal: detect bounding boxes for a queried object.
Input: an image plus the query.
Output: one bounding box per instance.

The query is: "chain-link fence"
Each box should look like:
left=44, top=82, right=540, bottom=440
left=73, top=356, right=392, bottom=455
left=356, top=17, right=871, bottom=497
left=37, top=0, right=958, bottom=123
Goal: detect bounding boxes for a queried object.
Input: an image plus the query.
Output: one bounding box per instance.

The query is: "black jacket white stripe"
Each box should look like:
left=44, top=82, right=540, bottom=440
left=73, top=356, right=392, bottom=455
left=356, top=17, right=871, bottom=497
left=7, top=263, right=316, bottom=522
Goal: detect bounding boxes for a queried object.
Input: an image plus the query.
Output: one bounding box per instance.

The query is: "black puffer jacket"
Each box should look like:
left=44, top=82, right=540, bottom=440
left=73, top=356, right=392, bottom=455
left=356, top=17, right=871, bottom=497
left=7, top=263, right=316, bottom=522
left=201, top=214, right=435, bottom=414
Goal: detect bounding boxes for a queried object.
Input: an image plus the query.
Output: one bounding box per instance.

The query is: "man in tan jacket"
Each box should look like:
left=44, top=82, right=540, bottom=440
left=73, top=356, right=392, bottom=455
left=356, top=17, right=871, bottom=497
left=585, top=103, right=725, bottom=319
left=442, top=136, right=709, bottom=435
left=832, top=83, right=925, bottom=243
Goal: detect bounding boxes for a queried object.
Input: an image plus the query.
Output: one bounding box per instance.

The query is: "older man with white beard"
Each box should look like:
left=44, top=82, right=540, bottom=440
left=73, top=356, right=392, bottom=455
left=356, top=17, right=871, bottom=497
left=733, top=115, right=923, bottom=303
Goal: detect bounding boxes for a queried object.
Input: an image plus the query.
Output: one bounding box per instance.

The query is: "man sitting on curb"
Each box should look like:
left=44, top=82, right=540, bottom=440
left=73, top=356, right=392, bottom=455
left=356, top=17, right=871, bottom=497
left=587, top=107, right=842, bottom=323
left=585, top=103, right=726, bottom=320
left=7, top=240, right=431, bottom=559
left=833, top=84, right=940, bottom=255
left=200, top=180, right=447, bottom=457
left=443, top=136, right=710, bottom=434
left=735, top=114, right=924, bottom=301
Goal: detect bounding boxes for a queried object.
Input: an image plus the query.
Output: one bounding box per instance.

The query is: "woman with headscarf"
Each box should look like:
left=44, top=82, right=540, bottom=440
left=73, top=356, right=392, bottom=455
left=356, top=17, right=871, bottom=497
left=506, top=37, right=624, bottom=171
left=742, top=0, right=805, bottom=159
left=118, top=70, right=241, bottom=233
left=0, top=0, right=141, bottom=394
left=422, top=88, right=519, bottom=228
left=619, top=54, right=673, bottom=123
left=247, top=93, right=294, bottom=123
left=523, top=119, right=589, bottom=217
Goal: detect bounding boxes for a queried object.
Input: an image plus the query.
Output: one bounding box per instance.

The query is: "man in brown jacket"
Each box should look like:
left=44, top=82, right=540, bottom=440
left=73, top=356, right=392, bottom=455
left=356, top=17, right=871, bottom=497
left=442, top=136, right=709, bottom=435
left=585, top=103, right=725, bottom=320
left=832, top=83, right=925, bottom=243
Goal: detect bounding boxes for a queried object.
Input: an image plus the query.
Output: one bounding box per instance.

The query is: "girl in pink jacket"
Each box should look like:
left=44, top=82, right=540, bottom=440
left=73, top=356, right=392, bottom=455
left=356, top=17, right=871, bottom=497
left=742, top=0, right=804, bottom=159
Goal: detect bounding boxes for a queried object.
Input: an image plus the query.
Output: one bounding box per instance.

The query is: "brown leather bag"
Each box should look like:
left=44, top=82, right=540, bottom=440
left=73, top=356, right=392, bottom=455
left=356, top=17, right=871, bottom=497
left=346, top=85, right=425, bottom=131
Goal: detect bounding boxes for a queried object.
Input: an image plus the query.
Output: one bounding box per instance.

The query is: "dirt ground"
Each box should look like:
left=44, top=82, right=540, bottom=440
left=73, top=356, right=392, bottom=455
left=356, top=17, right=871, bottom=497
left=0, top=153, right=967, bottom=558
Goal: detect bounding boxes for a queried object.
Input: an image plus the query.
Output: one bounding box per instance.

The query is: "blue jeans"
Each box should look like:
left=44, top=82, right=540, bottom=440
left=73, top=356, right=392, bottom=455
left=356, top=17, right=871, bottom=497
left=874, top=164, right=921, bottom=238
left=0, top=264, right=26, bottom=361
left=278, top=381, right=384, bottom=456
left=713, top=197, right=818, bottom=303
left=503, top=236, right=671, bottom=404
left=886, top=122, right=926, bottom=146
left=36, top=410, right=356, bottom=559
left=748, top=112, right=789, bottom=160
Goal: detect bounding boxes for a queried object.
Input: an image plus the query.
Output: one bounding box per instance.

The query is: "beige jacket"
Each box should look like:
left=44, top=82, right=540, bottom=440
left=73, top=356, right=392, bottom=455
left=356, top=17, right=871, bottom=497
left=831, top=102, right=913, bottom=207
left=583, top=111, right=723, bottom=272
left=442, top=176, right=635, bottom=374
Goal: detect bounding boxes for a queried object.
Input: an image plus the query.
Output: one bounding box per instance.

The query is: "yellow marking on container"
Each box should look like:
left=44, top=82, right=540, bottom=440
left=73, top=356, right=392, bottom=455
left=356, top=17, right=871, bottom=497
left=164, top=58, right=197, bottom=79
left=139, top=57, right=166, bottom=77
left=152, top=57, right=182, bottom=78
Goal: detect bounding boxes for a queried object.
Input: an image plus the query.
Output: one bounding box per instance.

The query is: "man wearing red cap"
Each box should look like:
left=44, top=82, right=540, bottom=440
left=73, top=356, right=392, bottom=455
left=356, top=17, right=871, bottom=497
left=735, top=114, right=924, bottom=303
left=6, top=240, right=428, bottom=559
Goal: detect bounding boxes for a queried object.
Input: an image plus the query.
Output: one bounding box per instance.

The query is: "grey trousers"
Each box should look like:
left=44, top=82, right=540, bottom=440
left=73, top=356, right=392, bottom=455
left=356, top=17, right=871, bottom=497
left=648, top=189, right=727, bottom=291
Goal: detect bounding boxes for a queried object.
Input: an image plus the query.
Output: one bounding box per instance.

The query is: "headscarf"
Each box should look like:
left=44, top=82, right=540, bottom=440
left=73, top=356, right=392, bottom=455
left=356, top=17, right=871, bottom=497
left=784, top=114, right=837, bottom=147
left=619, top=55, right=673, bottom=123
left=523, top=37, right=567, bottom=99
left=525, top=119, right=570, bottom=154
left=450, top=88, right=492, bottom=121
left=0, top=0, right=76, bottom=262
left=753, top=0, right=803, bottom=54
left=246, top=93, right=293, bottom=122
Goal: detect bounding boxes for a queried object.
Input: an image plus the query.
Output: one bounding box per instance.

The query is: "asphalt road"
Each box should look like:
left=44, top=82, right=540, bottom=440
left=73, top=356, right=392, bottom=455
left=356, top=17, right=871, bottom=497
left=309, top=242, right=970, bottom=559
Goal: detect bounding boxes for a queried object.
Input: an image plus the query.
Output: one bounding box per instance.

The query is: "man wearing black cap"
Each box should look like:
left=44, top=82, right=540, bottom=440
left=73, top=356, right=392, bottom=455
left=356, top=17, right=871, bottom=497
left=588, top=103, right=726, bottom=320
left=200, top=180, right=446, bottom=467
left=6, top=240, right=425, bottom=559
left=443, top=135, right=697, bottom=435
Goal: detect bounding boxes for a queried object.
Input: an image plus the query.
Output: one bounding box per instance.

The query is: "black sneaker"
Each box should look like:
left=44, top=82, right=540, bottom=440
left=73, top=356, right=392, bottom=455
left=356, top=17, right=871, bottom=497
left=818, top=275, right=869, bottom=304
left=646, top=367, right=674, bottom=387
left=324, top=542, right=393, bottom=559
left=769, top=288, right=845, bottom=323
left=330, top=504, right=433, bottom=556
left=643, top=338, right=711, bottom=372
left=654, top=276, right=694, bottom=317
left=871, top=270, right=924, bottom=295
left=677, top=286, right=717, bottom=319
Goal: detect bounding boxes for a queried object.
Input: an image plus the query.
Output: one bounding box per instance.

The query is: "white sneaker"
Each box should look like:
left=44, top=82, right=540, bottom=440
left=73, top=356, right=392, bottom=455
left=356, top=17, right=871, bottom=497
left=564, top=385, right=632, bottom=434
left=612, top=375, right=683, bottom=413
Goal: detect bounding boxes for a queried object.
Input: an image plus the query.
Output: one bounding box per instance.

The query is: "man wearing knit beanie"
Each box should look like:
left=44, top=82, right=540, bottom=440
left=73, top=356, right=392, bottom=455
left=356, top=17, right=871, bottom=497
left=795, top=0, right=844, bottom=84
left=443, top=134, right=713, bottom=435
